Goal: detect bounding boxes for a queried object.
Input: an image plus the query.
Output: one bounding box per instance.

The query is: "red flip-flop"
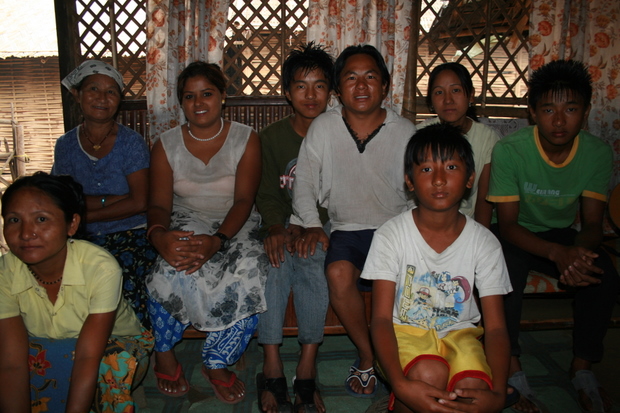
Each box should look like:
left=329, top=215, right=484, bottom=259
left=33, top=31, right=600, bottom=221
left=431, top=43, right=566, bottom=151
left=153, top=363, right=189, bottom=397
left=201, top=366, right=245, bottom=404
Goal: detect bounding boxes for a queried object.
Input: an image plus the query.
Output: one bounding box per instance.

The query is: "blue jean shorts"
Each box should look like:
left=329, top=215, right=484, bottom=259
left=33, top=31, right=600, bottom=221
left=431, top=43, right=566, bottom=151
left=258, top=222, right=330, bottom=345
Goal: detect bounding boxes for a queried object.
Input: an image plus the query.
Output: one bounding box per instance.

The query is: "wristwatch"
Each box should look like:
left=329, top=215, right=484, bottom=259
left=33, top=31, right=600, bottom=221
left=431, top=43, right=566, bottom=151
left=213, top=232, right=230, bottom=252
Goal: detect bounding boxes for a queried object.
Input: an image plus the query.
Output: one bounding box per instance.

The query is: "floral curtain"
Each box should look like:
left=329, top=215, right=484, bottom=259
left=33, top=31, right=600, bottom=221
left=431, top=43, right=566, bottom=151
left=529, top=0, right=620, bottom=188
left=307, top=0, right=412, bottom=115
left=146, top=0, right=230, bottom=142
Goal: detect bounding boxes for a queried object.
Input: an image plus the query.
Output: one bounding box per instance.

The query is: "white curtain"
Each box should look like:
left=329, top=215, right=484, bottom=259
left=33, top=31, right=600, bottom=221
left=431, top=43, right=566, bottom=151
left=307, top=0, right=413, bottom=115
left=145, top=0, right=230, bottom=142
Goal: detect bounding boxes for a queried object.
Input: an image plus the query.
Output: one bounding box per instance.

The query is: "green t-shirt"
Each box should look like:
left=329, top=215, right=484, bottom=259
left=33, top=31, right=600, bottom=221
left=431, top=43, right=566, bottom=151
left=256, top=116, right=328, bottom=237
left=488, top=126, right=612, bottom=233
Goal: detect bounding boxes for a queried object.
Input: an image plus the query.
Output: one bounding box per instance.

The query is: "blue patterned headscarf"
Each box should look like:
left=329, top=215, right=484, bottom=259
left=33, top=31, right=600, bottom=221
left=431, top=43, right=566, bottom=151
left=61, top=60, right=124, bottom=91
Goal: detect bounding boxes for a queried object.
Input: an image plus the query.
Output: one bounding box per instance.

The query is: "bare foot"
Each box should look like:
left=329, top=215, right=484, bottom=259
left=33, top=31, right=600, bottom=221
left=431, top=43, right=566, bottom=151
left=204, top=366, right=245, bottom=403
left=154, top=351, right=189, bottom=396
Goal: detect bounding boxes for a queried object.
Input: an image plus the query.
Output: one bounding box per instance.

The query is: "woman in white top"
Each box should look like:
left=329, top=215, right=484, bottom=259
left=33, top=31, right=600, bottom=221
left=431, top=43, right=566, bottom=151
left=417, top=62, right=501, bottom=228
left=146, top=62, right=267, bottom=403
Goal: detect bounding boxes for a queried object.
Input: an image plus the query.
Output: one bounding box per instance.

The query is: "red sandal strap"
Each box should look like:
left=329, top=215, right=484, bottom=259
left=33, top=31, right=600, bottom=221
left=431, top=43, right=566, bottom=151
left=153, top=363, right=182, bottom=382
left=209, top=372, right=237, bottom=388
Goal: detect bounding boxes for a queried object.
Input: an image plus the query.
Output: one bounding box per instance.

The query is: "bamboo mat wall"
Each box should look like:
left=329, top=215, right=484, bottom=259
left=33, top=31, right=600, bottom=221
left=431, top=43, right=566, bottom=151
left=0, top=56, right=64, bottom=184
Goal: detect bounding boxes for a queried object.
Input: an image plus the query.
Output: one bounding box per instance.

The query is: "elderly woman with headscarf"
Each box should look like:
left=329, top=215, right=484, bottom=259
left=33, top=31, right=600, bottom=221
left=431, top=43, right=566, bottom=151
left=52, top=60, right=156, bottom=327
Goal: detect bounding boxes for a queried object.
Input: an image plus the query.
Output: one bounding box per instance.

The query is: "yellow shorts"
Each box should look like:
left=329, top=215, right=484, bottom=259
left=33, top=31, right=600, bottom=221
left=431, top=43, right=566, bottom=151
left=393, top=324, right=492, bottom=391
left=385, top=325, right=492, bottom=411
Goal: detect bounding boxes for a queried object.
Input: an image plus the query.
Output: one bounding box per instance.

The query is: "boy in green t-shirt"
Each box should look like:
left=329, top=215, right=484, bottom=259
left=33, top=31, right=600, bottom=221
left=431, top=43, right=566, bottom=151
left=488, top=60, right=618, bottom=413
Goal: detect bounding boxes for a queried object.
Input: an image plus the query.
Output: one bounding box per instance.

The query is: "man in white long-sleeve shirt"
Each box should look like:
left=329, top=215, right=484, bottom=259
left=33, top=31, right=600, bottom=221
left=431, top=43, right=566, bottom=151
left=290, top=44, right=415, bottom=398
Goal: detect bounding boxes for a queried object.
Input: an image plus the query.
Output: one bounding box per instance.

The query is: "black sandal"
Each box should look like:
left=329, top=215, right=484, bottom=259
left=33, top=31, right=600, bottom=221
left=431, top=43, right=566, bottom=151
left=293, top=378, right=320, bottom=413
left=256, top=373, right=293, bottom=413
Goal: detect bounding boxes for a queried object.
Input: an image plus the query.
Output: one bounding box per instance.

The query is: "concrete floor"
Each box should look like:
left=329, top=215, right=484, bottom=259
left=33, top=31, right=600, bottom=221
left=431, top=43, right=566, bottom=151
left=134, top=296, right=620, bottom=412
left=519, top=296, right=620, bottom=410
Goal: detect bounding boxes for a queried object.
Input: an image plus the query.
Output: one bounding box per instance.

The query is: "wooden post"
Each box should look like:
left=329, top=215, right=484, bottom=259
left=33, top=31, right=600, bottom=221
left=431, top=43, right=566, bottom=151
left=54, top=0, right=83, bottom=132
left=109, top=0, right=118, bottom=68
left=14, top=125, right=26, bottom=178
left=402, top=1, right=420, bottom=123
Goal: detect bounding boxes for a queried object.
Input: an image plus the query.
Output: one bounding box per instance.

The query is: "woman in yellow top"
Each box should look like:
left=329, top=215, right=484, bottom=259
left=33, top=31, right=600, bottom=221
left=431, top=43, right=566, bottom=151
left=0, top=172, right=153, bottom=412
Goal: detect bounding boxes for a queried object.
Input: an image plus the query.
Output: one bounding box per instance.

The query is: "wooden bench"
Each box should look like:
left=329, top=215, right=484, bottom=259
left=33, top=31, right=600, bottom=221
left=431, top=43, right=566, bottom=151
left=183, top=292, right=373, bottom=339
left=115, top=99, right=620, bottom=335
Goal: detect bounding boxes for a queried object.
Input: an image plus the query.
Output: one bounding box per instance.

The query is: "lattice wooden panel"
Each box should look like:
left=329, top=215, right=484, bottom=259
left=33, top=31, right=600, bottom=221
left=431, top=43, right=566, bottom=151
left=75, top=0, right=147, bottom=99
left=224, top=0, right=308, bottom=96
left=416, top=0, right=530, bottom=116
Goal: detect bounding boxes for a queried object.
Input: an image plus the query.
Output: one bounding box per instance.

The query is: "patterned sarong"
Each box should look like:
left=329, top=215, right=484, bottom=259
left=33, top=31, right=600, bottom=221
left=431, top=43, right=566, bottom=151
left=28, top=328, right=153, bottom=412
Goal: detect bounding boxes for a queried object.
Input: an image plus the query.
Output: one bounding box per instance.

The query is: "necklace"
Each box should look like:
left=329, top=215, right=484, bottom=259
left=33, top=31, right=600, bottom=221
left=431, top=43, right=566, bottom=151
left=83, top=122, right=115, bottom=151
left=28, top=267, right=63, bottom=286
left=187, top=118, right=224, bottom=142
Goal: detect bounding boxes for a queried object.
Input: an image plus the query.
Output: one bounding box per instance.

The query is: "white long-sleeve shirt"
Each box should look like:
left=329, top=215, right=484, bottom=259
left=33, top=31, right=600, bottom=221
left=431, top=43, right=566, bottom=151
left=290, top=106, right=416, bottom=232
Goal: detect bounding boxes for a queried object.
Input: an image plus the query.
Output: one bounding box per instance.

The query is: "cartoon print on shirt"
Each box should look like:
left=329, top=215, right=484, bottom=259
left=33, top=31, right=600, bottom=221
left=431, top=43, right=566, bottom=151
left=398, top=267, right=472, bottom=331
left=398, top=265, right=416, bottom=323
left=280, top=158, right=297, bottom=198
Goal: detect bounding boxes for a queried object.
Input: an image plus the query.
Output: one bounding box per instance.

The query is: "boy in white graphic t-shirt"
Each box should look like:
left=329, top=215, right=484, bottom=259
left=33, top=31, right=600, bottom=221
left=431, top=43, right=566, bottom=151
left=362, top=123, right=512, bottom=412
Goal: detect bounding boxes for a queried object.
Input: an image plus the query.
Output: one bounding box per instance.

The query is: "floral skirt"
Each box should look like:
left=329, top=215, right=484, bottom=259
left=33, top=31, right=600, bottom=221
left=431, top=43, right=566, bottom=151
left=89, top=228, right=158, bottom=329
left=29, top=328, right=154, bottom=413
left=146, top=208, right=268, bottom=331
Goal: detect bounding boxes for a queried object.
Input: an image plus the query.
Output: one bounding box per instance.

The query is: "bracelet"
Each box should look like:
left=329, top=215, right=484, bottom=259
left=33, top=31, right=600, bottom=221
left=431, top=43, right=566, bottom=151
left=146, top=224, right=167, bottom=241
left=101, top=195, right=107, bottom=208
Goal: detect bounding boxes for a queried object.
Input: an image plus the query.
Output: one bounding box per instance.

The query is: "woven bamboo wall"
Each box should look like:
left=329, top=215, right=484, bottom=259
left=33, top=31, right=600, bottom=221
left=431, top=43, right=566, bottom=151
left=0, top=57, right=64, bottom=183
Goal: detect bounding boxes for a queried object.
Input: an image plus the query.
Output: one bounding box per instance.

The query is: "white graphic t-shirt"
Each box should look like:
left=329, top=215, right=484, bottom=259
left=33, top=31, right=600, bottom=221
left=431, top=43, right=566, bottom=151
left=361, top=211, right=512, bottom=337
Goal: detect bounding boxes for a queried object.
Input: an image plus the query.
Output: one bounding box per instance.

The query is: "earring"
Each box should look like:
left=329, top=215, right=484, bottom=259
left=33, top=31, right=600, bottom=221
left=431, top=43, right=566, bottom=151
left=469, top=102, right=472, bottom=107
left=221, top=99, right=226, bottom=105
